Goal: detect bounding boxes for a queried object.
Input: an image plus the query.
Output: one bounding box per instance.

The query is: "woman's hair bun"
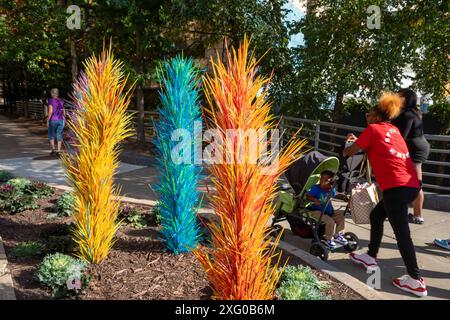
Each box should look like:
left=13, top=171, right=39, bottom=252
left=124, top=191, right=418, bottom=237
left=378, top=92, right=404, bottom=120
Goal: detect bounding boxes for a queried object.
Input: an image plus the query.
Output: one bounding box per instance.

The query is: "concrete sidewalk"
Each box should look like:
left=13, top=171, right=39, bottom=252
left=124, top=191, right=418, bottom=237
left=277, top=199, right=450, bottom=300
left=0, top=113, right=449, bottom=300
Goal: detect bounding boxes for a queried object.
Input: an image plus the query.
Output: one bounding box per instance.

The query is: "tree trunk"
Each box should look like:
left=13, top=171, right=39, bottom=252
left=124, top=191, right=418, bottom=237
left=332, top=91, right=345, bottom=123
left=70, top=38, right=78, bottom=83
left=23, top=69, right=29, bottom=118
left=329, top=91, right=345, bottom=153
left=135, top=27, right=145, bottom=145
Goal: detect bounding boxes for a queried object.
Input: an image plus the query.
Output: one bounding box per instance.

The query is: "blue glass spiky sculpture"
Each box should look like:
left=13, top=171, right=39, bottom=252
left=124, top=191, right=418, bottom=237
left=153, top=56, right=203, bottom=254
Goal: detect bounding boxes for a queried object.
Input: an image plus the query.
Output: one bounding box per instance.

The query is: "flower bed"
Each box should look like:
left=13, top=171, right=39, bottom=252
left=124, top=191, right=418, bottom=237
left=0, top=185, right=363, bottom=300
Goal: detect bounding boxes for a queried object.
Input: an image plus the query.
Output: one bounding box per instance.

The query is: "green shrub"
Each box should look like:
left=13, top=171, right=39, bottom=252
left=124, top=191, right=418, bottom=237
left=0, top=184, right=38, bottom=214
left=6, top=178, right=32, bottom=191
left=27, top=181, right=54, bottom=199
left=35, top=253, right=90, bottom=298
left=149, top=203, right=162, bottom=226
left=45, top=236, right=75, bottom=254
left=276, top=265, right=330, bottom=300
left=0, top=179, right=51, bottom=214
left=52, top=191, right=76, bottom=217
left=40, top=223, right=73, bottom=239
left=4, top=178, right=53, bottom=199
left=10, top=241, right=46, bottom=258
left=119, top=206, right=148, bottom=229
left=0, top=170, right=14, bottom=183
left=40, top=224, right=76, bottom=254
left=199, top=217, right=212, bottom=245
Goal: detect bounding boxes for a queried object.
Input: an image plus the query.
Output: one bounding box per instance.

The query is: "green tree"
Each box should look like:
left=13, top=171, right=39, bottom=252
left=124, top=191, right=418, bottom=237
left=0, top=0, right=71, bottom=107
left=288, top=0, right=449, bottom=121
left=166, top=0, right=295, bottom=111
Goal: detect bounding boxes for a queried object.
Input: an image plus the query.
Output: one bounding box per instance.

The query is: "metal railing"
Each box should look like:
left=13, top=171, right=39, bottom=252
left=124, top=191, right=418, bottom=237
left=65, top=108, right=159, bottom=142
left=8, top=101, right=160, bottom=142
left=279, top=116, right=450, bottom=193
left=6, top=101, right=450, bottom=193
left=14, top=100, right=45, bottom=119
left=124, top=110, right=159, bottom=142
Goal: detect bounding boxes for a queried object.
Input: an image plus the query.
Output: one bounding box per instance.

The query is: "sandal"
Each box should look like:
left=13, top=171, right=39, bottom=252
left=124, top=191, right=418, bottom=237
left=50, top=150, right=56, bottom=156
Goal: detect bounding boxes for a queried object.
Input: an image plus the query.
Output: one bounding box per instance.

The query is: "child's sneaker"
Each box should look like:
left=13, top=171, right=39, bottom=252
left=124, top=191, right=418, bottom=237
left=334, top=233, right=348, bottom=245
left=323, top=238, right=337, bottom=249
left=392, top=275, right=427, bottom=297
left=349, top=252, right=379, bottom=270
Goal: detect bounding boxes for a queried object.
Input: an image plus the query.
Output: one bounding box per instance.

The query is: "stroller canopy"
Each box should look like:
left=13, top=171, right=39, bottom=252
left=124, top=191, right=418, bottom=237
left=285, top=151, right=339, bottom=195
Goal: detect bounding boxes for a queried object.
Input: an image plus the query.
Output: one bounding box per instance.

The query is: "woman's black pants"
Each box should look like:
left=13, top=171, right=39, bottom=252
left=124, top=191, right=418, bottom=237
left=368, top=187, right=421, bottom=279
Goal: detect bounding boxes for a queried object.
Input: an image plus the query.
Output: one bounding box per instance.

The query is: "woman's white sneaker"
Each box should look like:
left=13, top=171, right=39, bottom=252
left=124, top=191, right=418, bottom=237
left=392, top=275, right=428, bottom=297
left=349, top=252, right=379, bottom=271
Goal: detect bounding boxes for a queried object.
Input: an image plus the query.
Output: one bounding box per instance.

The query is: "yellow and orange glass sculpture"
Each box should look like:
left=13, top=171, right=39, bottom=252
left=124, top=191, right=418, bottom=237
left=195, top=37, right=307, bottom=299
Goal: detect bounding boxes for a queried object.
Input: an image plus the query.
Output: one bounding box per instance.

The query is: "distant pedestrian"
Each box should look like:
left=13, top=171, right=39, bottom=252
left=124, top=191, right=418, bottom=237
left=47, top=88, right=65, bottom=156
left=392, top=89, right=430, bottom=224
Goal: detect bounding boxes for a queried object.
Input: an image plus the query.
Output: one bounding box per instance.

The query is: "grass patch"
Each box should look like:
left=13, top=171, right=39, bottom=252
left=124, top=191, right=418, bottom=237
left=10, top=241, right=46, bottom=258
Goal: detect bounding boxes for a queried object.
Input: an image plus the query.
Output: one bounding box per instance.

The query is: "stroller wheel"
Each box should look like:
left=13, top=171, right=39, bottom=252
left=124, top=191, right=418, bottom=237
left=270, top=225, right=285, bottom=240
left=310, top=242, right=329, bottom=261
left=343, top=232, right=359, bottom=252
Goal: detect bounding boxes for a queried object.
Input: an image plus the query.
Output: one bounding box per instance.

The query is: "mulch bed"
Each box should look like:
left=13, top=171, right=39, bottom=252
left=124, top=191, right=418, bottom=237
left=0, top=189, right=363, bottom=300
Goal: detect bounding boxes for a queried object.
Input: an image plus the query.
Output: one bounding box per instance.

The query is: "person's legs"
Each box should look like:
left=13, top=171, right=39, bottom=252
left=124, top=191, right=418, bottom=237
left=384, top=187, right=421, bottom=279
left=412, top=162, right=424, bottom=220
left=367, top=200, right=387, bottom=258
left=332, top=211, right=345, bottom=235
left=310, top=211, right=335, bottom=240
left=48, top=121, right=56, bottom=153
left=55, top=120, right=64, bottom=152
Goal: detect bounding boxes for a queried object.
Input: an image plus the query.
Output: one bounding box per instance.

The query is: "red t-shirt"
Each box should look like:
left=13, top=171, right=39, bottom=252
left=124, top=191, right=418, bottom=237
left=355, top=122, right=420, bottom=191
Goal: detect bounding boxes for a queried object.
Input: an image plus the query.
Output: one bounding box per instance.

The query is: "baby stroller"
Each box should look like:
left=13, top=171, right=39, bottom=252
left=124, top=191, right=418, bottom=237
left=272, top=151, right=359, bottom=261
left=337, top=140, right=367, bottom=195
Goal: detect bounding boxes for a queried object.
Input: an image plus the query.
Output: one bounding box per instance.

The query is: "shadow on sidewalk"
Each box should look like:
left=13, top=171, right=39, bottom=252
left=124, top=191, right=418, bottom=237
left=32, top=155, right=59, bottom=161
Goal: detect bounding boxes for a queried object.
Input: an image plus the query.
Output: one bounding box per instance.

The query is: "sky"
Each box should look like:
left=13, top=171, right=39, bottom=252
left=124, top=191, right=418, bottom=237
left=285, top=0, right=305, bottom=48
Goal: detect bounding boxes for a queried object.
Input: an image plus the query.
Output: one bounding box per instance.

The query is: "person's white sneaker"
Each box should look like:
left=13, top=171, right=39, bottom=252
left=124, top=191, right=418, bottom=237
left=334, top=233, right=348, bottom=245
left=349, top=252, right=379, bottom=270
left=322, top=238, right=337, bottom=249
left=392, top=275, right=428, bottom=297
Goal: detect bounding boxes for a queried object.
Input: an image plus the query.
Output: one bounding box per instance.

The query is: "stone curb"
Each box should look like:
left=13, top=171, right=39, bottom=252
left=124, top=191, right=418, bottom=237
left=277, top=240, right=384, bottom=300
left=0, top=236, right=16, bottom=300
left=48, top=184, right=383, bottom=300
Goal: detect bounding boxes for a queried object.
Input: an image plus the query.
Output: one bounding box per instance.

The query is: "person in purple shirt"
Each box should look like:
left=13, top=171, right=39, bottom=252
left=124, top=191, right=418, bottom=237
left=47, top=88, right=66, bottom=156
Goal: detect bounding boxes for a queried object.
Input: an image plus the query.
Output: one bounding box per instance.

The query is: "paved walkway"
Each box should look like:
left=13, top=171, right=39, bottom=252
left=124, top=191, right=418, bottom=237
left=278, top=200, right=450, bottom=300
left=0, top=113, right=449, bottom=300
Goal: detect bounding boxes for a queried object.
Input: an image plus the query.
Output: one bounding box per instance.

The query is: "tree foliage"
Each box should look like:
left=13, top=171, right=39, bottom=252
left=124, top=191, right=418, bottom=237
left=286, top=0, right=449, bottom=120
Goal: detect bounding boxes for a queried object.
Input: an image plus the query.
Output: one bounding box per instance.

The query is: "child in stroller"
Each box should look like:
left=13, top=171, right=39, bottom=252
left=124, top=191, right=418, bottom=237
left=272, top=151, right=359, bottom=260
left=306, top=170, right=348, bottom=249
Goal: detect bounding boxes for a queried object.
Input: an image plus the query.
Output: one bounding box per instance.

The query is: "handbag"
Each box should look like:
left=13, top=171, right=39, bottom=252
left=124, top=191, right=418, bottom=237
left=349, top=156, right=379, bottom=224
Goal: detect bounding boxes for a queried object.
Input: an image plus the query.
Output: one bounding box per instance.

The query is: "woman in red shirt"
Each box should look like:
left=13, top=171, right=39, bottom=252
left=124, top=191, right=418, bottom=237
left=343, top=93, right=427, bottom=297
